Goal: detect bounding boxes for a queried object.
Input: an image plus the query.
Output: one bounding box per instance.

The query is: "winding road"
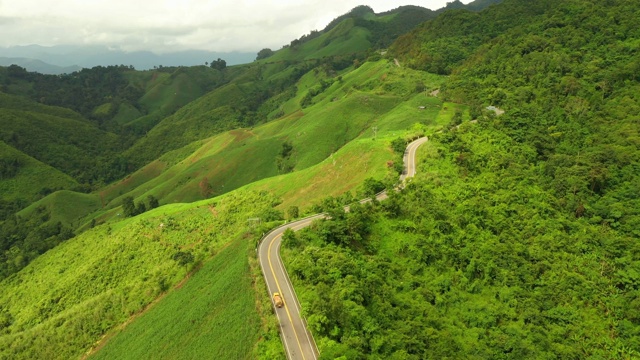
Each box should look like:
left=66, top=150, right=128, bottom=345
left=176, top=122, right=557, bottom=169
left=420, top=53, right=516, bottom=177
left=258, top=136, right=428, bottom=360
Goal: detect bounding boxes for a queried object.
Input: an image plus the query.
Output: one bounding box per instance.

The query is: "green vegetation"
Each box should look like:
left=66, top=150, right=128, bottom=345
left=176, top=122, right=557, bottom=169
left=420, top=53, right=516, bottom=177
left=91, top=238, right=261, bottom=360
left=0, top=205, right=75, bottom=278
left=2, top=0, right=638, bottom=358
left=0, top=190, right=282, bottom=359
left=0, top=56, right=448, bottom=358
left=283, top=123, right=639, bottom=358
left=90, top=60, right=445, bottom=217
left=273, top=2, right=498, bottom=63
left=280, top=0, right=640, bottom=358
left=0, top=141, right=77, bottom=215
left=0, top=92, right=124, bottom=185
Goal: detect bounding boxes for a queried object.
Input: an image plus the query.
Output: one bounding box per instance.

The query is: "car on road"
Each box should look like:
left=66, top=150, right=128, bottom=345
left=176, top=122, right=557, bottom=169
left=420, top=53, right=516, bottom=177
left=273, top=292, right=284, bottom=308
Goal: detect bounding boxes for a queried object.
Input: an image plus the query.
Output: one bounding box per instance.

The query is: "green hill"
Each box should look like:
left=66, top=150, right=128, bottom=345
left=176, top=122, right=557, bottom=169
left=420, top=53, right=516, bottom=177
left=0, top=141, right=77, bottom=202
left=281, top=0, right=640, bottom=358
left=17, top=191, right=102, bottom=228
left=94, top=60, right=444, bottom=218
left=6, top=0, right=638, bottom=358
left=120, top=66, right=227, bottom=133
left=0, top=190, right=283, bottom=360
left=0, top=92, right=124, bottom=185
left=0, top=58, right=451, bottom=359
left=390, top=0, right=539, bottom=74
left=265, top=2, right=501, bottom=64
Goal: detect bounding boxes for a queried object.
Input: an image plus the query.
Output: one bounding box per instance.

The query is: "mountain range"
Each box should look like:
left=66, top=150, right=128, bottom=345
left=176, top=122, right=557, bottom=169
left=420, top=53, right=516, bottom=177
left=0, top=45, right=256, bottom=74
left=0, top=0, right=638, bottom=358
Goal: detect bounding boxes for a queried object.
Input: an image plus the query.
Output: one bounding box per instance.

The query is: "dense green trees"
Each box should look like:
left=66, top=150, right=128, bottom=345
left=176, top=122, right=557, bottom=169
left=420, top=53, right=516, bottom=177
left=284, top=122, right=640, bottom=357
left=210, top=58, right=227, bottom=70
left=122, top=195, right=159, bottom=217
left=0, top=206, right=74, bottom=279
left=282, top=0, right=640, bottom=357
left=1, top=65, right=142, bottom=122
left=256, top=48, right=275, bottom=60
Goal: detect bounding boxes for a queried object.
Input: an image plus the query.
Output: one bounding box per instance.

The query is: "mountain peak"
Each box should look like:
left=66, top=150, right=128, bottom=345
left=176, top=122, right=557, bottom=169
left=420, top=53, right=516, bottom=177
left=348, top=5, right=375, bottom=17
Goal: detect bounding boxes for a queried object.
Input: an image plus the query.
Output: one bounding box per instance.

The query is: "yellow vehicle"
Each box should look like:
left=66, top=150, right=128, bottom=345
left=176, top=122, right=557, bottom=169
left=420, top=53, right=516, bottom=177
left=273, top=292, right=284, bottom=308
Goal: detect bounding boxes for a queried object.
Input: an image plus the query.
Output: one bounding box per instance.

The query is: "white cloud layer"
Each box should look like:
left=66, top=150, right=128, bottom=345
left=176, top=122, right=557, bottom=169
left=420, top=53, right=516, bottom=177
left=0, top=0, right=470, bottom=53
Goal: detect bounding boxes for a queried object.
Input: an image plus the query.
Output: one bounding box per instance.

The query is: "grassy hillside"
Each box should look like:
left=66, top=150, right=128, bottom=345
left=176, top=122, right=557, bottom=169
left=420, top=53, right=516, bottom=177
left=266, top=19, right=372, bottom=63
left=90, top=237, right=263, bottom=360
left=244, top=94, right=447, bottom=212
left=17, top=191, right=102, bottom=228
left=19, top=59, right=445, bottom=244
left=0, top=92, right=123, bottom=184
left=0, top=59, right=451, bottom=360
left=265, top=1, right=500, bottom=64
left=0, top=141, right=77, bottom=204
left=95, top=60, right=445, bottom=216
left=0, top=2, right=509, bottom=358
left=0, top=190, right=282, bottom=360
left=121, top=66, right=227, bottom=133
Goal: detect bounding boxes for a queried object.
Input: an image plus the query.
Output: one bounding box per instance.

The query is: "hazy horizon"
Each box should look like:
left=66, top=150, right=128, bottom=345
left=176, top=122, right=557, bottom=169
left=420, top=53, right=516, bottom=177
left=0, top=1, right=471, bottom=54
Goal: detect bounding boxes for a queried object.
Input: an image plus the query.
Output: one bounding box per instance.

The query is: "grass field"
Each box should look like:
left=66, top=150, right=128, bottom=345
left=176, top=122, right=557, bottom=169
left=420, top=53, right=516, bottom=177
left=0, top=141, right=77, bottom=202
left=17, top=190, right=101, bottom=228
left=0, top=190, right=282, bottom=360
left=90, top=237, right=263, bottom=360
left=264, top=19, right=371, bottom=63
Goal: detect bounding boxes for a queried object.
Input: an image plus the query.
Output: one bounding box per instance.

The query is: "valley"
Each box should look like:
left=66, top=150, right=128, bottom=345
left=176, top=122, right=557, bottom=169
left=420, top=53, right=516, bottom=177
left=1, top=0, right=639, bottom=359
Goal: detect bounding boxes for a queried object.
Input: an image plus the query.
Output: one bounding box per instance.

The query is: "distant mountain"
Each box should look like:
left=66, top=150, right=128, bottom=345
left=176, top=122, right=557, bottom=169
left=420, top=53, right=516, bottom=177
left=0, top=45, right=256, bottom=73
left=0, top=57, right=81, bottom=75
left=285, top=0, right=502, bottom=58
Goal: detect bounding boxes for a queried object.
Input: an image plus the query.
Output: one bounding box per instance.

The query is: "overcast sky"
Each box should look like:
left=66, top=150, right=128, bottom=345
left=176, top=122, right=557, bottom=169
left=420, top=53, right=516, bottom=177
left=0, top=0, right=471, bottom=53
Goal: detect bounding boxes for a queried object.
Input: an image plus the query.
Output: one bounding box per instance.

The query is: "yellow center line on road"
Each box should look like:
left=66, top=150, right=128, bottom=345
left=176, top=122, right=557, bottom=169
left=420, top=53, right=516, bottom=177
left=262, top=137, right=428, bottom=360
left=268, top=230, right=307, bottom=360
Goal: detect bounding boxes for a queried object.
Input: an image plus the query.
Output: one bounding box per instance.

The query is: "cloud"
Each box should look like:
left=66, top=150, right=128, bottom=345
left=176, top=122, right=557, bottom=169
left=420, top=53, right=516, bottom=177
left=0, top=1, right=468, bottom=52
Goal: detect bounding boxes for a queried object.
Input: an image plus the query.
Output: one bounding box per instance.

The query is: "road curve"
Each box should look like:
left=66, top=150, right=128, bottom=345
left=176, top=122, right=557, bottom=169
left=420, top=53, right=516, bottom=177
left=258, top=136, right=428, bottom=360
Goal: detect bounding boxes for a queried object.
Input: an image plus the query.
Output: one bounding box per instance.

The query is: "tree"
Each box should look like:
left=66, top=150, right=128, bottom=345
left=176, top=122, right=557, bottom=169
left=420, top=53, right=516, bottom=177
left=276, top=141, right=295, bottom=174
left=122, top=196, right=135, bottom=217
left=390, top=137, right=406, bottom=154
left=147, top=195, right=159, bottom=209
left=450, top=109, right=463, bottom=127
left=172, top=251, right=194, bottom=270
left=210, top=58, right=227, bottom=70
left=135, top=202, right=146, bottom=216
left=362, top=177, right=385, bottom=197
left=282, top=228, right=298, bottom=247
left=256, top=48, right=275, bottom=60
left=287, top=206, right=299, bottom=220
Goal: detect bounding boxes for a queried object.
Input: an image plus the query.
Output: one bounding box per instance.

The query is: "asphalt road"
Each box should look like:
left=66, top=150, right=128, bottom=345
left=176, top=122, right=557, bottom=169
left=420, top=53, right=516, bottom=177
left=258, top=136, right=428, bottom=360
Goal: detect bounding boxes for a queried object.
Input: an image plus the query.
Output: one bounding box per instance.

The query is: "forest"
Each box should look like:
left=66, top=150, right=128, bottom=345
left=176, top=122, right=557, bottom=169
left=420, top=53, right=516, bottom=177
left=0, top=0, right=638, bottom=358
left=282, top=0, right=640, bottom=358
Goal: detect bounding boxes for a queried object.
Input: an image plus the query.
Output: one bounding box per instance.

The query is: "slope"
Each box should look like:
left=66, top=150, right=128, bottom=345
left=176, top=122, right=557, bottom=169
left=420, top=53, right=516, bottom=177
left=265, top=1, right=501, bottom=64
left=120, top=65, right=227, bottom=132
left=0, top=190, right=283, bottom=360
left=123, top=3, right=485, bottom=168
left=0, top=141, right=77, bottom=206
left=281, top=0, right=640, bottom=357
left=90, top=237, right=261, bottom=360
left=93, top=60, right=445, bottom=219
left=0, top=59, right=451, bottom=360
left=0, top=92, right=123, bottom=185
left=390, top=0, right=541, bottom=74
